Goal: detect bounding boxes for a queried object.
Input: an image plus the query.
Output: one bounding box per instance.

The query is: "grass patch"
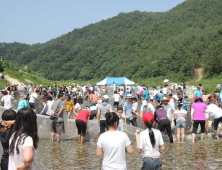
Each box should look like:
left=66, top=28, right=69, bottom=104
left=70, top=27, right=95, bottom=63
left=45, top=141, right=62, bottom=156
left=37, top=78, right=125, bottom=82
left=0, top=79, right=9, bottom=90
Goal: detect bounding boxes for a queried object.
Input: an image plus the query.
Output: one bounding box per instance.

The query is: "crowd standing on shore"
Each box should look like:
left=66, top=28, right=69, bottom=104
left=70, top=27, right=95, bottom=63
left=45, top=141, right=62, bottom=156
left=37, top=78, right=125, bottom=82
left=1, top=81, right=222, bottom=169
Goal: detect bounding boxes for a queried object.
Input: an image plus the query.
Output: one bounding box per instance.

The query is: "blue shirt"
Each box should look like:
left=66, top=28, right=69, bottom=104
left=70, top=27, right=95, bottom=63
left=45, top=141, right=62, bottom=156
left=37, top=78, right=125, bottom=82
left=143, top=90, right=149, bottom=100
left=17, top=99, right=28, bottom=110
left=195, top=90, right=202, bottom=97
left=183, top=100, right=188, bottom=110
left=125, top=91, right=130, bottom=98
left=155, top=94, right=163, bottom=100
left=123, top=102, right=135, bottom=119
left=219, top=91, right=222, bottom=105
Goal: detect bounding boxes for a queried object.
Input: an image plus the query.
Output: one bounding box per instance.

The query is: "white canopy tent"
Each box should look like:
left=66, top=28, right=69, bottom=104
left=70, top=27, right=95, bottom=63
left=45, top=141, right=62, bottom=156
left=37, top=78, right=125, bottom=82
left=96, top=77, right=135, bottom=86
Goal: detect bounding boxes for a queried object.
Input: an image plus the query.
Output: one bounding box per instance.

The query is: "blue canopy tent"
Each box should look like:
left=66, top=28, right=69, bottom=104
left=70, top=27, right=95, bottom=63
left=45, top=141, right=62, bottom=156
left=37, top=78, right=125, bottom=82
left=96, top=77, right=135, bottom=86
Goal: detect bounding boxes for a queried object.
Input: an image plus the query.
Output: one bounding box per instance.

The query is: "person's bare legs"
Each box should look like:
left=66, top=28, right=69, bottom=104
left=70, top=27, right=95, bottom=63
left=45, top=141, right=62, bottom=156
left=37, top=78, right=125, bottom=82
left=214, top=130, right=219, bottom=139
left=192, top=133, right=195, bottom=143
left=78, top=135, right=81, bottom=143
left=80, top=136, right=85, bottom=144
left=201, top=133, right=205, bottom=141
left=67, top=111, right=71, bottom=119
left=51, top=133, right=55, bottom=142
left=177, top=129, right=180, bottom=143
left=56, top=134, right=61, bottom=143
left=181, top=128, right=185, bottom=143
left=205, top=119, right=209, bottom=134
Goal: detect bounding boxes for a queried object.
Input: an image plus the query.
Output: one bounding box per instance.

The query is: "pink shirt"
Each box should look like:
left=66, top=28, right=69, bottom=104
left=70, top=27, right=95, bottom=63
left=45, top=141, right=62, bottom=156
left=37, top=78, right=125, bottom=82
left=192, top=102, right=207, bottom=120
left=137, top=89, right=144, bottom=95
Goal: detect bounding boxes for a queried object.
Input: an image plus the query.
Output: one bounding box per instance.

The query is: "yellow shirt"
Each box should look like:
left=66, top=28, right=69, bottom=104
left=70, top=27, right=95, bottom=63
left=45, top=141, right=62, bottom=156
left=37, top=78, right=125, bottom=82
left=65, top=100, right=74, bottom=112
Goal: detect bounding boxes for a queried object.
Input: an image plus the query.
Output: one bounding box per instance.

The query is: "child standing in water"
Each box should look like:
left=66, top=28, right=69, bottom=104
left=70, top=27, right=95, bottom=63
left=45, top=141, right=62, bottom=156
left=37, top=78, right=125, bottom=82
left=175, top=103, right=187, bottom=143
left=183, top=96, right=189, bottom=111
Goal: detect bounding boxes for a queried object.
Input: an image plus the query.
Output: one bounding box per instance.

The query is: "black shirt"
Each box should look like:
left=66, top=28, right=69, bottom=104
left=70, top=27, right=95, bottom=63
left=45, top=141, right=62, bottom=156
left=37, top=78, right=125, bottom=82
left=0, top=126, right=14, bottom=164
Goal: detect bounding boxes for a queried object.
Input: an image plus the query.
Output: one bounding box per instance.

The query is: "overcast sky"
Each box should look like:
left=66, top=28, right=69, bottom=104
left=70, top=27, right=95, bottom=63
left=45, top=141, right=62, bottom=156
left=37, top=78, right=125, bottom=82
left=0, top=0, right=185, bottom=44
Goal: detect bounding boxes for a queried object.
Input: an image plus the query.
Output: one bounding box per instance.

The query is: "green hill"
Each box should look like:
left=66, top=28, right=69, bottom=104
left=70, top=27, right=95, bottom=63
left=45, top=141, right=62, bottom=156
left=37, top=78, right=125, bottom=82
left=1, top=0, right=222, bottom=81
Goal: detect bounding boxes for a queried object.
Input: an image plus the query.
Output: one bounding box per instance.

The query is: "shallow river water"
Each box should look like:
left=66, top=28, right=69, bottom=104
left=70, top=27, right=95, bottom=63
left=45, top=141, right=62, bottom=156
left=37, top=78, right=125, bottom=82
left=1, top=137, right=220, bottom=170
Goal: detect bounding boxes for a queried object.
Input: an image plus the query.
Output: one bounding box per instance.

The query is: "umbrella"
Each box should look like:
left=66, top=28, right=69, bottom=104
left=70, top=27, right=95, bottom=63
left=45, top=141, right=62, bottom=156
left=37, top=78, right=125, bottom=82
left=163, top=79, right=169, bottom=83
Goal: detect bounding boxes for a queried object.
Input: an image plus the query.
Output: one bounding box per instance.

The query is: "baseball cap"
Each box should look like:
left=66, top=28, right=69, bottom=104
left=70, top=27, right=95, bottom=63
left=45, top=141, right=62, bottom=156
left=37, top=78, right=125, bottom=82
left=142, top=112, right=154, bottom=123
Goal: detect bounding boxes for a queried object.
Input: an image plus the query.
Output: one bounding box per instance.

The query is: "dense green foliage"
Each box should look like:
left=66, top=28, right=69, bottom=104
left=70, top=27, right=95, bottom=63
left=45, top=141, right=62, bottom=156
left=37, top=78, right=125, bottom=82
left=0, top=0, right=222, bottom=81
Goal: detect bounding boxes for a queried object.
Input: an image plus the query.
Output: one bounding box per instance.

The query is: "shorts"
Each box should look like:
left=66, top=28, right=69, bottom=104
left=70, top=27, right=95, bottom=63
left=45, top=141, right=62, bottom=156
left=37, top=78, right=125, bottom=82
left=214, top=116, right=222, bottom=130
left=176, top=120, right=186, bottom=129
left=75, top=119, right=87, bottom=136
left=29, top=102, right=35, bottom=109
left=192, top=120, right=205, bottom=134
left=50, top=122, right=65, bottom=135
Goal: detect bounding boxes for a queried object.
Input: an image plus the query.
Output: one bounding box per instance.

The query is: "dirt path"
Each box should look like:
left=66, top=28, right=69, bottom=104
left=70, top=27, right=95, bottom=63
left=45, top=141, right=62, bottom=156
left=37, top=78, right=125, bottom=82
left=189, top=68, right=203, bottom=83
left=0, top=73, right=23, bottom=88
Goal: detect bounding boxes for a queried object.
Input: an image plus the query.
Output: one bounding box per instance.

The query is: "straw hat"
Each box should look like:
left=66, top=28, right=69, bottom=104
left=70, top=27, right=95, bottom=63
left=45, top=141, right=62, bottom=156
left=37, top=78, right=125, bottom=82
left=161, top=97, right=169, bottom=102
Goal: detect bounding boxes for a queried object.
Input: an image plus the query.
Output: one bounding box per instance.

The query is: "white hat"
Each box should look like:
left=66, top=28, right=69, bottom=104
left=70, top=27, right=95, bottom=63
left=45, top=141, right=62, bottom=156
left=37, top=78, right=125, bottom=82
left=172, top=95, right=179, bottom=100
left=127, top=94, right=133, bottom=99
left=103, top=95, right=109, bottom=99
left=142, top=100, right=148, bottom=106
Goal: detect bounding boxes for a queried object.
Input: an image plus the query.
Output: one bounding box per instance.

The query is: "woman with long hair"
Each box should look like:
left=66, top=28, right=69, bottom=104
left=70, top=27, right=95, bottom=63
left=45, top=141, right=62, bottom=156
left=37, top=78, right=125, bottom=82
left=174, top=103, right=187, bottom=143
left=136, top=112, right=165, bottom=170
left=9, top=108, right=39, bottom=170
left=191, top=97, right=208, bottom=142
left=96, top=112, right=133, bottom=169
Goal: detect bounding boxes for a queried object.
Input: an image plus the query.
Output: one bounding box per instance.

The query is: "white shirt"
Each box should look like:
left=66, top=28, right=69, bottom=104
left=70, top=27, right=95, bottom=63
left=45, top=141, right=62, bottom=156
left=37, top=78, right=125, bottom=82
left=113, top=94, right=120, bottom=102
left=29, top=93, right=37, bottom=103
left=162, top=103, right=173, bottom=120
left=153, top=89, right=157, bottom=97
left=174, top=83, right=178, bottom=89
left=120, top=91, right=124, bottom=96
left=1, top=95, right=13, bottom=109
left=162, top=87, right=167, bottom=95
left=97, top=131, right=131, bottom=170
left=169, top=98, right=176, bottom=111
left=141, top=103, right=155, bottom=113
left=139, top=129, right=164, bottom=157
left=208, top=104, right=222, bottom=119
left=132, top=102, right=138, bottom=112
left=75, top=103, right=81, bottom=113
left=90, top=105, right=97, bottom=111
left=9, top=135, right=36, bottom=170
left=171, top=83, right=174, bottom=90
left=46, top=100, right=53, bottom=116
left=175, top=109, right=187, bottom=121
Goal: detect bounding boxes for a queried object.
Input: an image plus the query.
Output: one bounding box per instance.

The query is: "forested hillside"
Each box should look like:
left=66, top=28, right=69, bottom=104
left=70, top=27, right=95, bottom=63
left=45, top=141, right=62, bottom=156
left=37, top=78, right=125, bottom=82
left=1, top=0, right=222, bottom=81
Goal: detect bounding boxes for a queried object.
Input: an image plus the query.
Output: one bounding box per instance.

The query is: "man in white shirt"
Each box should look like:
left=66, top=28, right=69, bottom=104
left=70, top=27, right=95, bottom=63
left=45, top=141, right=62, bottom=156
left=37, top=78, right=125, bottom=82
left=28, top=91, right=38, bottom=112
left=161, top=97, right=174, bottom=121
left=40, top=96, right=54, bottom=116
left=140, top=100, right=155, bottom=117
left=113, top=91, right=120, bottom=108
left=1, top=91, right=13, bottom=109
left=208, top=100, right=222, bottom=139
left=169, top=95, right=178, bottom=112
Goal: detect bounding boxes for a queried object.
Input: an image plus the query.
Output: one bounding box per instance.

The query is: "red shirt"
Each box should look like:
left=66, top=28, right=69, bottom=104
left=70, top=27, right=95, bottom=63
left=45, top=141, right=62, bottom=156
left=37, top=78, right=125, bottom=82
left=76, top=110, right=91, bottom=123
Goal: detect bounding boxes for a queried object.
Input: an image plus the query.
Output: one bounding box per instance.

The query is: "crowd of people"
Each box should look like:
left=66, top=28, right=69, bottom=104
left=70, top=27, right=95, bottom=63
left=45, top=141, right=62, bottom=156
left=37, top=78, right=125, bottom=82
left=1, top=81, right=222, bottom=169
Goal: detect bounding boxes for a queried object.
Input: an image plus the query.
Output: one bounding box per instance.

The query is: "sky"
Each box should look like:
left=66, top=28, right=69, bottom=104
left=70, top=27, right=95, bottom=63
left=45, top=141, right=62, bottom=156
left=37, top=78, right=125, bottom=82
left=0, top=0, right=185, bottom=44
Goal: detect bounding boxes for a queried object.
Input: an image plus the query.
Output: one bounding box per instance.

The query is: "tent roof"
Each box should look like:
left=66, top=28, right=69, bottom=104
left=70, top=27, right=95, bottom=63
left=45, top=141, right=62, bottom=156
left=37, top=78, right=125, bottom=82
left=96, top=77, right=134, bottom=86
